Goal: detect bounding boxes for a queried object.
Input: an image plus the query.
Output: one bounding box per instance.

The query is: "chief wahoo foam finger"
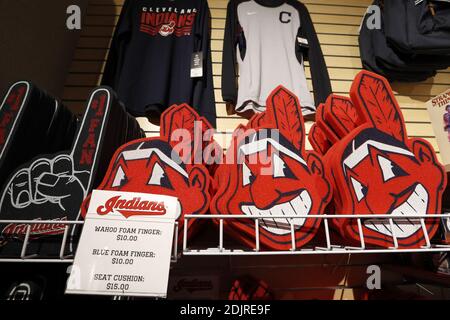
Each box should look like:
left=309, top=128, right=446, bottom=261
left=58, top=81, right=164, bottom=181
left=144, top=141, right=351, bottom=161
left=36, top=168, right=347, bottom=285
left=80, top=104, right=218, bottom=245
left=211, top=85, right=332, bottom=250
left=309, top=70, right=447, bottom=248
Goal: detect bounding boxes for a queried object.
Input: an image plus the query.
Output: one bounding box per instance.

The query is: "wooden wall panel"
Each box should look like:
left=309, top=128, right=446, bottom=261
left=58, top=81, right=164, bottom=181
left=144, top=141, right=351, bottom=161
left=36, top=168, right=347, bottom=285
left=63, top=0, right=449, bottom=163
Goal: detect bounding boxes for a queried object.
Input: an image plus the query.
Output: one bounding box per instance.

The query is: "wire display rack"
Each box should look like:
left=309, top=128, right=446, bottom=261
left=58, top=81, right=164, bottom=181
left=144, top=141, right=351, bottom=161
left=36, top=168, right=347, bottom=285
left=0, top=219, right=81, bottom=263
left=1, top=214, right=450, bottom=262
left=182, top=213, right=450, bottom=256
left=0, top=220, right=179, bottom=263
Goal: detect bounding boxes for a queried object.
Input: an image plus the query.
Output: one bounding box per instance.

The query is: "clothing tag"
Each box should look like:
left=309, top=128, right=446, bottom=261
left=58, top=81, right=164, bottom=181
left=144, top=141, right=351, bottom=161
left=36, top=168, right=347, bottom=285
left=297, top=37, right=309, bottom=49
left=190, top=52, right=203, bottom=78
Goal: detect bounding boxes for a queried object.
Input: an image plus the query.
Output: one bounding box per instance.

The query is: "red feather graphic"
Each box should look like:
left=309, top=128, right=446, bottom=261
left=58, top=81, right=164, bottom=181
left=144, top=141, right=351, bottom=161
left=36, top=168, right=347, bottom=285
left=326, top=95, right=359, bottom=139
left=199, top=116, right=213, bottom=131
left=229, top=124, right=248, bottom=158
left=266, top=86, right=304, bottom=152
left=161, top=104, right=198, bottom=141
left=160, top=104, right=201, bottom=163
left=199, top=116, right=215, bottom=146
left=308, top=124, right=331, bottom=156
left=350, top=71, right=406, bottom=142
left=247, top=112, right=267, bottom=129
left=199, top=116, right=223, bottom=170
left=316, top=102, right=339, bottom=144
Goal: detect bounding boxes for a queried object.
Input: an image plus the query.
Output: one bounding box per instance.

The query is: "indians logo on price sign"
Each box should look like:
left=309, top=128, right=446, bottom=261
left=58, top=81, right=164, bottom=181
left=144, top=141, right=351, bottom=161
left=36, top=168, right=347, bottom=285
left=96, top=196, right=167, bottom=218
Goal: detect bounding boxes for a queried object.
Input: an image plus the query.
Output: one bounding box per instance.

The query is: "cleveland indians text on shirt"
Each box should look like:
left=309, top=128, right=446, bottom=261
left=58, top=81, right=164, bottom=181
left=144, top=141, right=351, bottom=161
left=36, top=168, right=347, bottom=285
left=140, top=6, right=198, bottom=37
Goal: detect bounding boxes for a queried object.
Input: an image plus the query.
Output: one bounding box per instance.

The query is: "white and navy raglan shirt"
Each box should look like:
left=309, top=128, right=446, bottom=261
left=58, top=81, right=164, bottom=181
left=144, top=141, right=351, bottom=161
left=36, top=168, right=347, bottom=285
left=222, top=0, right=332, bottom=116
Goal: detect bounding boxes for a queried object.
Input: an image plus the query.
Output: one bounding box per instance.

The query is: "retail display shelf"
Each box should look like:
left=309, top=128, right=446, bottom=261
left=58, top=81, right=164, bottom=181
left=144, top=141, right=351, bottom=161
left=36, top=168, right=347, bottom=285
left=0, top=220, right=179, bottom=264
left=182, top=213, right=450, bottom=256
left=1, top=215, right=450, bottom=263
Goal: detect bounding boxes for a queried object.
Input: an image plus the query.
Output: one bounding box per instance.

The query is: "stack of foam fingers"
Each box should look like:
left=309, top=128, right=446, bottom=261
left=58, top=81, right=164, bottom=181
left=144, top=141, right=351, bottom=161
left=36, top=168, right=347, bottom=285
left=309, top=71, right=447, bottom=248
left=0, top=83, right=144, bottom=257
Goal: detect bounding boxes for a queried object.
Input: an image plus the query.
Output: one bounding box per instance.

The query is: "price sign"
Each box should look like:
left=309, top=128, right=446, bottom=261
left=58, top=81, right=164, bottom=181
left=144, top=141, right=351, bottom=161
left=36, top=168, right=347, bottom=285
left=66, top=190, right=180, bottom=297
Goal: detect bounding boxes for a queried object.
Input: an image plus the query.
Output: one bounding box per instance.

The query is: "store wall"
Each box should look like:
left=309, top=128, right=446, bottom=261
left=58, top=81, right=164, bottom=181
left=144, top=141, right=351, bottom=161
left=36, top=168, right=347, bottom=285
left=0, top=0, right=87, bottom=98
left=62, top=0, right=450, bottom=162
left=61, top=0, right=450, bottom=299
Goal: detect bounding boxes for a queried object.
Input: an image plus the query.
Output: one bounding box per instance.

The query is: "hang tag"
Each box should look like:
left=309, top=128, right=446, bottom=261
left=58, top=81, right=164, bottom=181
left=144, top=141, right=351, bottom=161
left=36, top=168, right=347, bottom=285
left=297, top=37, right=309, bottom=49
left=297, top=37, right=309, bottom=57
left=190, top=52, right=203, bottom=78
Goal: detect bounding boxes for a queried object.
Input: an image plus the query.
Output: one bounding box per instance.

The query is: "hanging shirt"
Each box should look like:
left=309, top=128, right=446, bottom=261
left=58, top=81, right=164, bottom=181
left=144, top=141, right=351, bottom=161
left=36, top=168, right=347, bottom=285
left=222, top=0, right=332, bottom=116
left=102, top=0, right=217, bottom=127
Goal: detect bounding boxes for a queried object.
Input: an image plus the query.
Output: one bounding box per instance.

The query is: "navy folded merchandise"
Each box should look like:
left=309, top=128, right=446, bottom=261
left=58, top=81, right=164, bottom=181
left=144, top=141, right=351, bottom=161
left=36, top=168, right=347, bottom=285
left=359, top=3, right=437, bottom=82
left=0, top=86, right=145, bottom=257
left=359, top=1, right=448, bottom=82
left=102, top=0, right=217, bottom=127
left=416, top=0, right=450, bottom=34
left=0, top=81, right=78, bottom=186
left=373, top=3, right=449, bottom=72
left=384, top=0, right=450, bottom=55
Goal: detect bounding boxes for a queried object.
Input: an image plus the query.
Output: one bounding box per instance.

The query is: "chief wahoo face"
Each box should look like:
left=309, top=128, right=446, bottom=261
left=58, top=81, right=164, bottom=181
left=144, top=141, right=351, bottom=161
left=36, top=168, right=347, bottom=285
left=211, top=86, right=332, bottom=250
left=309, top=71, right=447, bottom=248
left=100, top=139, right=209, bottom=218
left=81, top=104, right=213, bottom=239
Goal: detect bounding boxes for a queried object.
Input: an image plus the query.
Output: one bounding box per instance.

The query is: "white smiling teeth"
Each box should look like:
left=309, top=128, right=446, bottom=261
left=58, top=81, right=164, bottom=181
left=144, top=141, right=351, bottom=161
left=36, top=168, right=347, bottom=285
left=405, top=184, right=427, bottom=214
left=364, top=184, right=429, bottom=239
left=240, top=191, right=312, bottom=235
left=246, top=206, right=268, bottom=229
left=299, top=190, right=312, bottom=211
left=279, top=203, right=297, bottom=227
left=291, top=191, right=311, bottom=215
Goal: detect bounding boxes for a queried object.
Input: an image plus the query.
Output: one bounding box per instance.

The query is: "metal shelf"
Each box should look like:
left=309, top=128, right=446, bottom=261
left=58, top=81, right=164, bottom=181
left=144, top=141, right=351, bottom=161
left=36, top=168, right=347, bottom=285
left=0, top=220, right=179, bottom=263
left=1, top=214, right=450, bottom=263
left=182, top=213, right=450, bottom=256
left=0, top=219, right=82, bottom=263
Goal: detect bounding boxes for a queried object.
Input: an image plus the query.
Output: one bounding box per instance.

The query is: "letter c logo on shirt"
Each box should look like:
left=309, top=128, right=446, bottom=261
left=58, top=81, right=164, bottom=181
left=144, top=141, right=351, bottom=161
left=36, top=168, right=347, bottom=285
left=279, top=11, right=291, bottom=23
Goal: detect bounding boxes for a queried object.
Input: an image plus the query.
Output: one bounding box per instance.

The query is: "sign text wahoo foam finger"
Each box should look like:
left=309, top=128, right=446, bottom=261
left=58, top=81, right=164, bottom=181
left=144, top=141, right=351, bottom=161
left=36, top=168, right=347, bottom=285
left=66, top=190, right=180, bottom=297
